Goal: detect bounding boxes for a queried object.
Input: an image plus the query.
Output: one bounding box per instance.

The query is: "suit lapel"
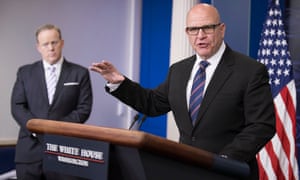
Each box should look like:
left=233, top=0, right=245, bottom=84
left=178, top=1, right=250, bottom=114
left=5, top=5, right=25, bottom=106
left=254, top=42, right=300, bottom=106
left=35, top=61, right=49, bottom=105
left=176, top=56, right=197, bottom=130
left=194, top=47, right=235, bottom=127
left=181, top=56, right=196, bottom=113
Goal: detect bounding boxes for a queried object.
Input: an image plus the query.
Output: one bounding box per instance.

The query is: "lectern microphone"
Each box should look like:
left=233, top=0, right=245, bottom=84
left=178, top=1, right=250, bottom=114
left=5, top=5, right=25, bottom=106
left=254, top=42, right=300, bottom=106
left=129, top=113, right=140, bottom=130
left=129, top=114, right=147, bottom=130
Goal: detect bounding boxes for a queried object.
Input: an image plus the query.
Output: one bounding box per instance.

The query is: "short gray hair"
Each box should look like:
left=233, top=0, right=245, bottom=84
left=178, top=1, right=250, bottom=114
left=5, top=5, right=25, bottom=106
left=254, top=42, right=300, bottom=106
left=35, top=24, right=62, bottom=42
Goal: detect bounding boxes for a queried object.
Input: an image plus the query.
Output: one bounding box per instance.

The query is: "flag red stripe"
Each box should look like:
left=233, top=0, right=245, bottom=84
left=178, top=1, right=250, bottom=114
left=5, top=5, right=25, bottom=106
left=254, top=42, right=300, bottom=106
left=266, top=140, right=286, bottom=179
left=280, top=86, right=296, bottom=136
left=274, top=105, right=290, bottom=158
left=274, top=103, right=292, bottom=176
left=257, top=155, right=269, bottom=180
left=280, top=87, right=297, bottom=180
left=274, top=105, right=295, bottom=179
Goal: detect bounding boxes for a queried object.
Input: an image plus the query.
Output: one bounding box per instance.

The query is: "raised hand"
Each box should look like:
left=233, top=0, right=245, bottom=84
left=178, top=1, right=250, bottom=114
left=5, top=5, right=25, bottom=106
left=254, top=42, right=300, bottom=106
left=90, top=60, right=125, bottom=84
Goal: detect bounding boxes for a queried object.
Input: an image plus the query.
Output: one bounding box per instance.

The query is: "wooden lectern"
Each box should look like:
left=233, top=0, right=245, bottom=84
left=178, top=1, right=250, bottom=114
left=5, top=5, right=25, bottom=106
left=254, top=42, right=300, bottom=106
left=27, top=119, right=250, bottom=180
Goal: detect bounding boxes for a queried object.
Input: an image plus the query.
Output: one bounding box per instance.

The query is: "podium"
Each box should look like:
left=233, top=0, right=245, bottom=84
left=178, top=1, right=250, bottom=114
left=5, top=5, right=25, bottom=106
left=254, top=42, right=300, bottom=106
left=27, top=119, right=250, bottom=180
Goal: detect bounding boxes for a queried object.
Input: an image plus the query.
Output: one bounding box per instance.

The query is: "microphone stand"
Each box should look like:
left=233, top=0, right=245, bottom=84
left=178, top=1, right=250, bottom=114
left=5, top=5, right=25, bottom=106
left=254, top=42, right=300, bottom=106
left=137, top=115, right=147, bottom=130
left=129, top=114, right=147, bottom=130
left=129, top=113, right=140, bottom=130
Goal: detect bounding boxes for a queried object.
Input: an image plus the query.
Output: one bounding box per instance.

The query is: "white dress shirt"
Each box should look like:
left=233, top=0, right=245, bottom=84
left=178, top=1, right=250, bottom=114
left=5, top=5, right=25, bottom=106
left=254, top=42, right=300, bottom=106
left=43, top=56, right=64, bottom=80
left=186, top=42, right=226, bottom=108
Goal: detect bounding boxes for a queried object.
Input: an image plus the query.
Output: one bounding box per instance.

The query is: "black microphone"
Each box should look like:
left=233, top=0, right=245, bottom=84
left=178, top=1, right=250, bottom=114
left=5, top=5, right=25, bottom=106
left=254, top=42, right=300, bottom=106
left=129, top=113, right=140, bottom=130
left=137, top=115, right=147, bottom=130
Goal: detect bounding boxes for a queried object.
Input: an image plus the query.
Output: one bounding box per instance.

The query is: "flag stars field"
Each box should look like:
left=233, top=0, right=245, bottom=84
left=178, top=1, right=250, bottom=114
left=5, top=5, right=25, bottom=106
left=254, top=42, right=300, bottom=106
left=256, top=0, right=299, bottom=179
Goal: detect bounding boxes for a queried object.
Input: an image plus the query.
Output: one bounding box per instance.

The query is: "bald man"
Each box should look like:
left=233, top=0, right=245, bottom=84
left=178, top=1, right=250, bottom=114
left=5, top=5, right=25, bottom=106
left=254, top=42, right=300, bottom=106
left=90, top=4, right=275, bottom=179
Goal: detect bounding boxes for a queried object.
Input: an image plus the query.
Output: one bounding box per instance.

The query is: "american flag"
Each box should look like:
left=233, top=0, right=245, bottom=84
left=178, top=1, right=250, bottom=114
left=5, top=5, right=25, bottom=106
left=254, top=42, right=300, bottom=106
left=256, top=0, right=299, bottom=179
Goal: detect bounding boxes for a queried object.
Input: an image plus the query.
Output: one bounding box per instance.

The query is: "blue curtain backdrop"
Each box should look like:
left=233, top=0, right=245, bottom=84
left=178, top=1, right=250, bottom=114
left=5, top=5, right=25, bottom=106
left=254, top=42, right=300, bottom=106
left=139, top=0, right=172, bottom=137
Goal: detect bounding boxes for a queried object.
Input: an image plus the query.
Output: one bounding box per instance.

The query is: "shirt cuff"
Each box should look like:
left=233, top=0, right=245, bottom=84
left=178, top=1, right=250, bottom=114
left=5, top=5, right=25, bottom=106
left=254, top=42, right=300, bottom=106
left=31, top=133, right=37, bottom=138
left=219, top=154, right=228, bottom=159
left=106, top=82, right=121, bottom=92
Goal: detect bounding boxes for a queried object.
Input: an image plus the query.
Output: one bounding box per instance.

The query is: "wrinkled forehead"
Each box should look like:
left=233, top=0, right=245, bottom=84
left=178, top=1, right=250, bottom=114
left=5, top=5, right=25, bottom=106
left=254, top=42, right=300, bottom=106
left=36, top=29, right=61, bottom=44
left=186, top=5, right=220, bottom=26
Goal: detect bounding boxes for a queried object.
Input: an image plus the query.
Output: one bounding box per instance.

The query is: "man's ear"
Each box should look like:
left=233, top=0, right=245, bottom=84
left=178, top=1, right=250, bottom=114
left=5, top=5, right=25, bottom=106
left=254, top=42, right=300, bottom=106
left=36, top=43, right=42, bottom=54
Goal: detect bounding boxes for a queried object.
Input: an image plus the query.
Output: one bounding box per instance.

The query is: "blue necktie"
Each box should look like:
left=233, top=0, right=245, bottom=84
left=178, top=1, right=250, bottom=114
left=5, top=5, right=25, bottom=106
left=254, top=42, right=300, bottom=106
left=189, top=60, right=210, bottom=125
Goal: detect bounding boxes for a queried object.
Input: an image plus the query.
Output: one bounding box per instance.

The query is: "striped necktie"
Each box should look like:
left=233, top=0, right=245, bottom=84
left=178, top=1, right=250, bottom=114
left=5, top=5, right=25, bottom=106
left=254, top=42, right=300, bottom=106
left=46, top=66, right=57, bottom=104
left=189, top=60, right=210, bottom=125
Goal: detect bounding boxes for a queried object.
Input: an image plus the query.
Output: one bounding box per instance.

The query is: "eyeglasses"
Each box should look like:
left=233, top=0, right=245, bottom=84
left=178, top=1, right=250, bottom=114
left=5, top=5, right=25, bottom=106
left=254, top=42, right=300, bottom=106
left=186, top=23, right=222, bottom=35
left=40, top=40, right=61, bottom=49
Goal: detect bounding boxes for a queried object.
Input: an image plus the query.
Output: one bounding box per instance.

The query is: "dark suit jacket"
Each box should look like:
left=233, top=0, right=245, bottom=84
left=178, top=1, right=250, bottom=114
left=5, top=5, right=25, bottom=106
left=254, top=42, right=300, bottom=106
left=107, top=46, right=275, bottom=179
left=11, top=59, right=93, bottom=163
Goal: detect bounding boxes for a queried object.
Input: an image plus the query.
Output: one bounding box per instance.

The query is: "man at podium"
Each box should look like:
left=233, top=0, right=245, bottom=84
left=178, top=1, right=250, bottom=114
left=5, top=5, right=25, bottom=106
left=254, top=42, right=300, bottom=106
left=90, top=3, right=275, bottom=180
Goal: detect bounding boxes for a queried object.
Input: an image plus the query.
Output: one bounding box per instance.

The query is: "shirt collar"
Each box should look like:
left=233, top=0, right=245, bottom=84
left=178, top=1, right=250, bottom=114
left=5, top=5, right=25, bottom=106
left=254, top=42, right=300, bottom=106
left=195, top=41, right=226, bottom=67
left=43, top=56, right=64, bottom=70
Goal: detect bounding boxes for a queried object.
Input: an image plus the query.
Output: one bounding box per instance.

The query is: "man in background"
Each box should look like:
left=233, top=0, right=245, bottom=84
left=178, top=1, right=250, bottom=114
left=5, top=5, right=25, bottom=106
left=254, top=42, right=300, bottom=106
left=11, top=24, right=93, bottom=179
left=90, top=3, right=275, bottom=179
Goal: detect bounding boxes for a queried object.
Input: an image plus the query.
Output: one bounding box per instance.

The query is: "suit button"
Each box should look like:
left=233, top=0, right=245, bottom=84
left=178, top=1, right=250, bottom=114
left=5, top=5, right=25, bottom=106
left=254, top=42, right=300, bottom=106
left=192, top=137, right=196, bottom=141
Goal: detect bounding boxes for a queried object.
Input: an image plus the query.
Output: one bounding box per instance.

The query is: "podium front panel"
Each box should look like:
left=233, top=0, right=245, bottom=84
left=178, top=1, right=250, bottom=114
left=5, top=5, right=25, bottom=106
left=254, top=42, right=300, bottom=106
left=43, top=134, right=109, bottom=180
